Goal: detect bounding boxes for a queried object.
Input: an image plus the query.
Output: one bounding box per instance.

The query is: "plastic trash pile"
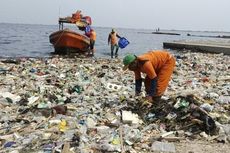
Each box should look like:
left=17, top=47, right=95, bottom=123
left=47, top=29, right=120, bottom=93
left=0, top=52, right=229, bottom=152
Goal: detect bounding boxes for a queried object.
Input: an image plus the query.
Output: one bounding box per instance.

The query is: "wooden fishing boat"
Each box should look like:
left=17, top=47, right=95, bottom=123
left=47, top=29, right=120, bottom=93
left=49, top=29, right=90, bottom=54
left=49, top=10, right=91, bottom=54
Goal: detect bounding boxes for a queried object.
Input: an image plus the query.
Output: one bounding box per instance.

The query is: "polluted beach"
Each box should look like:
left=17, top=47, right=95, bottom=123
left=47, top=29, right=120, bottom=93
left=0, top=51, right=229, bottom=152
left=1, top=1, right=230, bottom=153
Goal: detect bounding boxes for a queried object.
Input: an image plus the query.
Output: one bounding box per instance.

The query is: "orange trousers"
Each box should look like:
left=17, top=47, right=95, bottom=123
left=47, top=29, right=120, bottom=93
left=144, top=57, right=175, bottom=96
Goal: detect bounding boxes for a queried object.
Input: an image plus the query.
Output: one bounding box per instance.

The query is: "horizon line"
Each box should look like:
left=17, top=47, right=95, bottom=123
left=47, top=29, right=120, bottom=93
left=1, top=22, right=230, bottom=33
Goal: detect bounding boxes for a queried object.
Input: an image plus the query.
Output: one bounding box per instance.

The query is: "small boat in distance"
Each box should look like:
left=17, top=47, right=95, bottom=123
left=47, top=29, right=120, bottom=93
left=49, top=10, right=91, bottom=54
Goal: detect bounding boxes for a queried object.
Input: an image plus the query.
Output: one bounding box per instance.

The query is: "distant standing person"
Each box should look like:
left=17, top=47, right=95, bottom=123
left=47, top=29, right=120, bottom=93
left=89, top=29, right=96, bottom=56
left=108, top=29, right=121, bottom=58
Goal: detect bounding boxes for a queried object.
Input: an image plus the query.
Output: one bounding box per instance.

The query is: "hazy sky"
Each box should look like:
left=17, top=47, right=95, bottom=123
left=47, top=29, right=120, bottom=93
left=0, top=0, right=230, bottom=31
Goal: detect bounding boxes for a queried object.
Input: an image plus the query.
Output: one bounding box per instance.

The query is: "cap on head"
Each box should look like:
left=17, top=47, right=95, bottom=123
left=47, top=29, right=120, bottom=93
left=123, top=54, right=136, bottom=70
left=112, top=29, right=115, bottom=32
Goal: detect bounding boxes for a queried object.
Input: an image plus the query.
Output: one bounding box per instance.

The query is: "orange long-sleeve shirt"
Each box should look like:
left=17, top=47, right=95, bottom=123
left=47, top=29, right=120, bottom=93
left=134, top=50, right=173, bottom=80
left=90, top=30, right=96, bottom=41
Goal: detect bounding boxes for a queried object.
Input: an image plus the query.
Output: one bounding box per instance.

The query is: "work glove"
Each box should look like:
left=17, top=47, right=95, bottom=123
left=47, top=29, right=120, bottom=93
left=145, top=96, right=153, bottom=103
left=140, top=96, right=153, bottom=108
left=135, top=79, right=142, bottom=94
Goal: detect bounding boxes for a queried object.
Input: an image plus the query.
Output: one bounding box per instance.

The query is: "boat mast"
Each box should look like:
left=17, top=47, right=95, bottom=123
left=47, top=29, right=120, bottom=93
left=58, top=1, right=63, bottom=30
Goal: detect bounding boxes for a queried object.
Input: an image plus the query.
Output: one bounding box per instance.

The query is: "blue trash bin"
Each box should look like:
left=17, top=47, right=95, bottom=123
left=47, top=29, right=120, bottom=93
left=118, top=37, right=129, bottom=49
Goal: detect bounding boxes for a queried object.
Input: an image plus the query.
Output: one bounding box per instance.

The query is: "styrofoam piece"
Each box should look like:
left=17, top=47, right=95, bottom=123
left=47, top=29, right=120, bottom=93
left=122, top=110, right=142, bottom=124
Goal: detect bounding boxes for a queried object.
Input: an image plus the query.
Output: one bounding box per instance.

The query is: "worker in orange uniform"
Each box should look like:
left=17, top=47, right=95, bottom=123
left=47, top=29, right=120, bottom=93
left=89, top=28, right=96, bottom=56
left=123, top=50, right=176, bottom=104
left=108, top=29, right=121, bottom=58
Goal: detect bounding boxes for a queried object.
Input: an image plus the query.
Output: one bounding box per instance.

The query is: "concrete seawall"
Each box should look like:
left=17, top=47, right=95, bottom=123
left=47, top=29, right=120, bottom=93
left=163, top=41, right=230, bottom=55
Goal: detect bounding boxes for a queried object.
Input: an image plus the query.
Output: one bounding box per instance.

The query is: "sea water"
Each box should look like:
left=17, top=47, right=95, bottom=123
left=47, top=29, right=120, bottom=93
left=0, top=23, right=229, bottom=58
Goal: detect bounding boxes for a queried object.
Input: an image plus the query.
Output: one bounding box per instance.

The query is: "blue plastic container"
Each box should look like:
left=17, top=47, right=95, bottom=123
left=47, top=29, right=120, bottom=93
left=118, top=37, right=129, bottom=49
left=85, top=25, right=91, bottom=37
left=85, top=25, right=91, bottom=33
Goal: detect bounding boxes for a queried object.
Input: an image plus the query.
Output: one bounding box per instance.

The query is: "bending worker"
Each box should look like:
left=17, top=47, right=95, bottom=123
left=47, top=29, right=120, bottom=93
left=123, top=50, right=176, bottom=103
left=108, top=29, right=121, bottom=58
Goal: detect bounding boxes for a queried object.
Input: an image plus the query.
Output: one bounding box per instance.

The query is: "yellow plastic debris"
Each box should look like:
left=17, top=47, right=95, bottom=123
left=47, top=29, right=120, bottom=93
left=58, top=119, right=67, bottom=132
left=111, top=136, right=120, bottom=145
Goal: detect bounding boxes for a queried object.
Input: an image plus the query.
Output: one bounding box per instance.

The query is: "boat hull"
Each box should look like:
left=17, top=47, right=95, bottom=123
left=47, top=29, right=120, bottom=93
left=49, top=29, right=90, bottom=54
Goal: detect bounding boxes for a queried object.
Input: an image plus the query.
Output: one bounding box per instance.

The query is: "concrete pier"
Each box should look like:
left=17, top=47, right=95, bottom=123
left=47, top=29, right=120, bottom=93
left=152, top=32, right=180, bottom=35
left=163, top=41, right=230, bottom=55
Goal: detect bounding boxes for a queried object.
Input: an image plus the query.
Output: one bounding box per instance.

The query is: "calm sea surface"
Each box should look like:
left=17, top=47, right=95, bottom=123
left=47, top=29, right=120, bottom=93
left=0, top=23, right=229, bottom=58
